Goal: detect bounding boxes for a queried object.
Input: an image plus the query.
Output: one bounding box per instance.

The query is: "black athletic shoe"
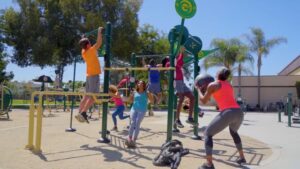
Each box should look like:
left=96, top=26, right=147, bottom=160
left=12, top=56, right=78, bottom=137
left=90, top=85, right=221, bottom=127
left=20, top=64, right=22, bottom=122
left=199, top=112, right=204, bottom=118
left=111, top=126, right=118, bottom=132
left=176, top=120, right=184, bottom=128
left=236, top=157, right=246, bottom=165
left=198, top=163, right=215, bottom=169
left=186, top=117, right=195, bottom=124
left=81, top=112, right=89, bottom=123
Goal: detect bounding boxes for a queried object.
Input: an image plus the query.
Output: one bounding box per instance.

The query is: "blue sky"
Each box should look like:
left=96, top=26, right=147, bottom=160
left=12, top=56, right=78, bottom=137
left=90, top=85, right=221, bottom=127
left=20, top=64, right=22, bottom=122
left=1, top=0, right=299, bottom=82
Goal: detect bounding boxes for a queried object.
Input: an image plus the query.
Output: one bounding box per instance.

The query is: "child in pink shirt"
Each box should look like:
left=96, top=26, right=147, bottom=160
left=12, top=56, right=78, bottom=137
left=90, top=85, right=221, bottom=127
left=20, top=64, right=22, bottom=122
left=109, top=85, right=129, bottom=131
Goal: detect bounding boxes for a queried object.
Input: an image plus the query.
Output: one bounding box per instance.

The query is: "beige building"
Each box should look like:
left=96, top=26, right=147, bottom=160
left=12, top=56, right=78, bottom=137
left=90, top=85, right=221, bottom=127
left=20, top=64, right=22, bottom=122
left=278, top=55, right=300, bottom=75
left=232, top=55, right=300, bottom=108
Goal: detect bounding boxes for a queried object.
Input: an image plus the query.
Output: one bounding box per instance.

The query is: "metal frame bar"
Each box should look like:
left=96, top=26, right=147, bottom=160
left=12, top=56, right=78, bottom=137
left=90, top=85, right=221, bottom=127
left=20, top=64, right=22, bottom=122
left=104, top=67, right=175, bottom=71
left=135, top=54, right=171, bottom=58
left=25, top=91, right=109, bottom=153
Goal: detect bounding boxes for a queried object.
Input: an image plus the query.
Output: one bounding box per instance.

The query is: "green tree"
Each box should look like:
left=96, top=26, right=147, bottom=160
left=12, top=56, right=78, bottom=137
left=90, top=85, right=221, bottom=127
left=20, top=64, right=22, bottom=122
left=136, top=24, right=170, bottom=79
left=246, top=28, right=287, bottom=107
left=137, top=24, right=169, bottom=55
left=204, top=38, right=253, bottom=85
left=0, top=25, right=13, bottom=83
left=204, top=38, right=241, bottom=71
left=232, top=45, right=254, bottom=97
left=1, top=0, right=143, bottom=84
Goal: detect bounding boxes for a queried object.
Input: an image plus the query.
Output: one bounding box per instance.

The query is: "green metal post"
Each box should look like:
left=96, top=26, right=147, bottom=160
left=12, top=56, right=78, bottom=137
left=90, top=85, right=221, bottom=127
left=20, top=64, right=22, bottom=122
left=167, top=28, right=176, bottom=142
left=278, top=107, right=281, bottom=122
left=192, top=55, right=201, bottom=140
left=98, top=22, right=111, bottom=143
left=130, top=53, right=136, bottom=90
left=174, top=19, right=186, bottom=56
left=1, top=84, right=3, bottom=111
left=63, top=95, right=66, bottom=111
left=66, top=56, right=77, bottom=132
left=288, top=93, right=292, bottom=127
left=172, top=95, right=179, bottom=132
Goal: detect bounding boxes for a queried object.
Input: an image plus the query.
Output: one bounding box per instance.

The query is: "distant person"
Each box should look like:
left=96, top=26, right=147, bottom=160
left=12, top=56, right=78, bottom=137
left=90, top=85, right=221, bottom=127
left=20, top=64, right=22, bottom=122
left=75, top=26, right=103, bottom=123
left=195, top=68, right=246, bottom=169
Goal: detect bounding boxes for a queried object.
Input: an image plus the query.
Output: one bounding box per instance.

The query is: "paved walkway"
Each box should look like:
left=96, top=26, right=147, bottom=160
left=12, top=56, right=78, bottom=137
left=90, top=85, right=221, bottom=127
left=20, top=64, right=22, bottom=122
left=198, top=108, right=300, bottom=169
left=0, top=108, right=298, bottom=169
left=237, top=112, right=300, bottom=169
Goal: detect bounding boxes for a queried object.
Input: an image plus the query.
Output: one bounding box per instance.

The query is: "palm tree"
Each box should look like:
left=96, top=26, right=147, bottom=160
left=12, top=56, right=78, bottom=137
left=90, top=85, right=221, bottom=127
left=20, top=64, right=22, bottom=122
left=204, top=38, right=253, bottom=75
left=232, top=45, right=254, bottom=97
left=246, top=28, right=287, bottom=108
left=204, top=38, right=239, bottom=71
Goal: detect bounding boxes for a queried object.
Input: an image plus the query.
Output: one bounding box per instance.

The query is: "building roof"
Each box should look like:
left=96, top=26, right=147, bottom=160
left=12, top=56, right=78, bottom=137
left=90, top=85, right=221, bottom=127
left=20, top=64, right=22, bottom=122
left=278, top=55, right=300, bottom=75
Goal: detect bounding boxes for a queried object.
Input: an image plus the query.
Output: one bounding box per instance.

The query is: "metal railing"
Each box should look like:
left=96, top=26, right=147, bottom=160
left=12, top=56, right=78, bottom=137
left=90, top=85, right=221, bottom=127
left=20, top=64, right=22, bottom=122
left=25, top=91, right=109, bottom=153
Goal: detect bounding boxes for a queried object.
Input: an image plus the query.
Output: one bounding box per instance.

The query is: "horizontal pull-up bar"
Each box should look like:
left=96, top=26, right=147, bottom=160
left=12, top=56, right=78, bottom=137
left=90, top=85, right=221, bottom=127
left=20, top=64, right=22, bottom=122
left=104, top=67, right=175, bottom=71
left=135, top=54, right=171, bottom=58
left=31, top=91, right=109, bottom=98
left=26, top=91, right=110, bottom=153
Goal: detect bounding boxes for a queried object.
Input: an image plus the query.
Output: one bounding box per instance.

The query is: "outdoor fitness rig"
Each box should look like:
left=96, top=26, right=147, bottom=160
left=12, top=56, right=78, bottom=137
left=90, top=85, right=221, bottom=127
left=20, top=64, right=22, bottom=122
left=25, top=91, right=110, bottom=153
left=25, top=0, right=219, bottom=153
left=0, top=84, right=13, bottom=119
left=278, top=93, right=300, bottom=127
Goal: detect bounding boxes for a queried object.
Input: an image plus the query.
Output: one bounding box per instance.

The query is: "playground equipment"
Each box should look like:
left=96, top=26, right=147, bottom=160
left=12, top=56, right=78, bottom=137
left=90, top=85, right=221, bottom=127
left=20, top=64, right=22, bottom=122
left=33, top=75, right=71, bottom=114
left=278, top=93, right=300, bottom=126
left=127, top=0, right=216, bottom=140
left=0, top=85, right=13, bottom=119
left=25, top=91, right=109, bottom=153
left=26, top=0, right=216, bottom=152
left=168, top=0, right=202, bottom=140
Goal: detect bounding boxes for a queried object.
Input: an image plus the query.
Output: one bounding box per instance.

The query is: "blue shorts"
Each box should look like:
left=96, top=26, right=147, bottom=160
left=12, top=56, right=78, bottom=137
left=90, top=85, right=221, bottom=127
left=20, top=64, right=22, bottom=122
left=148, top=82, right=161, bottom=94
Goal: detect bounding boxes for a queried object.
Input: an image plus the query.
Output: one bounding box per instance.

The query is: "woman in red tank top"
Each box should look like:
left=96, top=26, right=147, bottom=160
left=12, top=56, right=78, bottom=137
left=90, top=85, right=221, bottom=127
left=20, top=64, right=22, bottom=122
left=196, top=68, right=246, bottom=169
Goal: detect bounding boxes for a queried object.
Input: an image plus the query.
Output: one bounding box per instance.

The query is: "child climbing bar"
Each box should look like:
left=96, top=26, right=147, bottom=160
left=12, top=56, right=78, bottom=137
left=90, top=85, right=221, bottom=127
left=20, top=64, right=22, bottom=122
left=109, top=85, right=129, bottom=131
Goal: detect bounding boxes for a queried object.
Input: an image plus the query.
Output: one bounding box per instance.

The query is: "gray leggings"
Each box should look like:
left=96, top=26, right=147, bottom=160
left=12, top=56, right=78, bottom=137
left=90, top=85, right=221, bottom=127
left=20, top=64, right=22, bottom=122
left=129, top=110, right=146, bottom=141
left=204, top=108, right=244, bottom=156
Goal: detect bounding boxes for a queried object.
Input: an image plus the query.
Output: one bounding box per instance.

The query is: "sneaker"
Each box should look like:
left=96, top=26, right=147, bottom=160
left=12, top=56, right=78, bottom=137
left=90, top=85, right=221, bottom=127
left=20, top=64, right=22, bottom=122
left=176, top=120, right=184, bottom=128
left=198, top=163, right=215, bottom=169
left=149, top=111, right=154, bottom=116
left=81, top=112, right=89, bottom=123
left=128, top=141, right=136, bottom=148
left=111, top=126, right=118, bottom=132
left=125, top=139, right=136, bottom=148
left=236, top=157, right=246, bottom=165
left=75, top=114, right=85, bottom=123
left=186, top=117, right=195, bottom=125
left=125, top=139, right=130, bottom=146
left=199, top=112, right=204, bottom=118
